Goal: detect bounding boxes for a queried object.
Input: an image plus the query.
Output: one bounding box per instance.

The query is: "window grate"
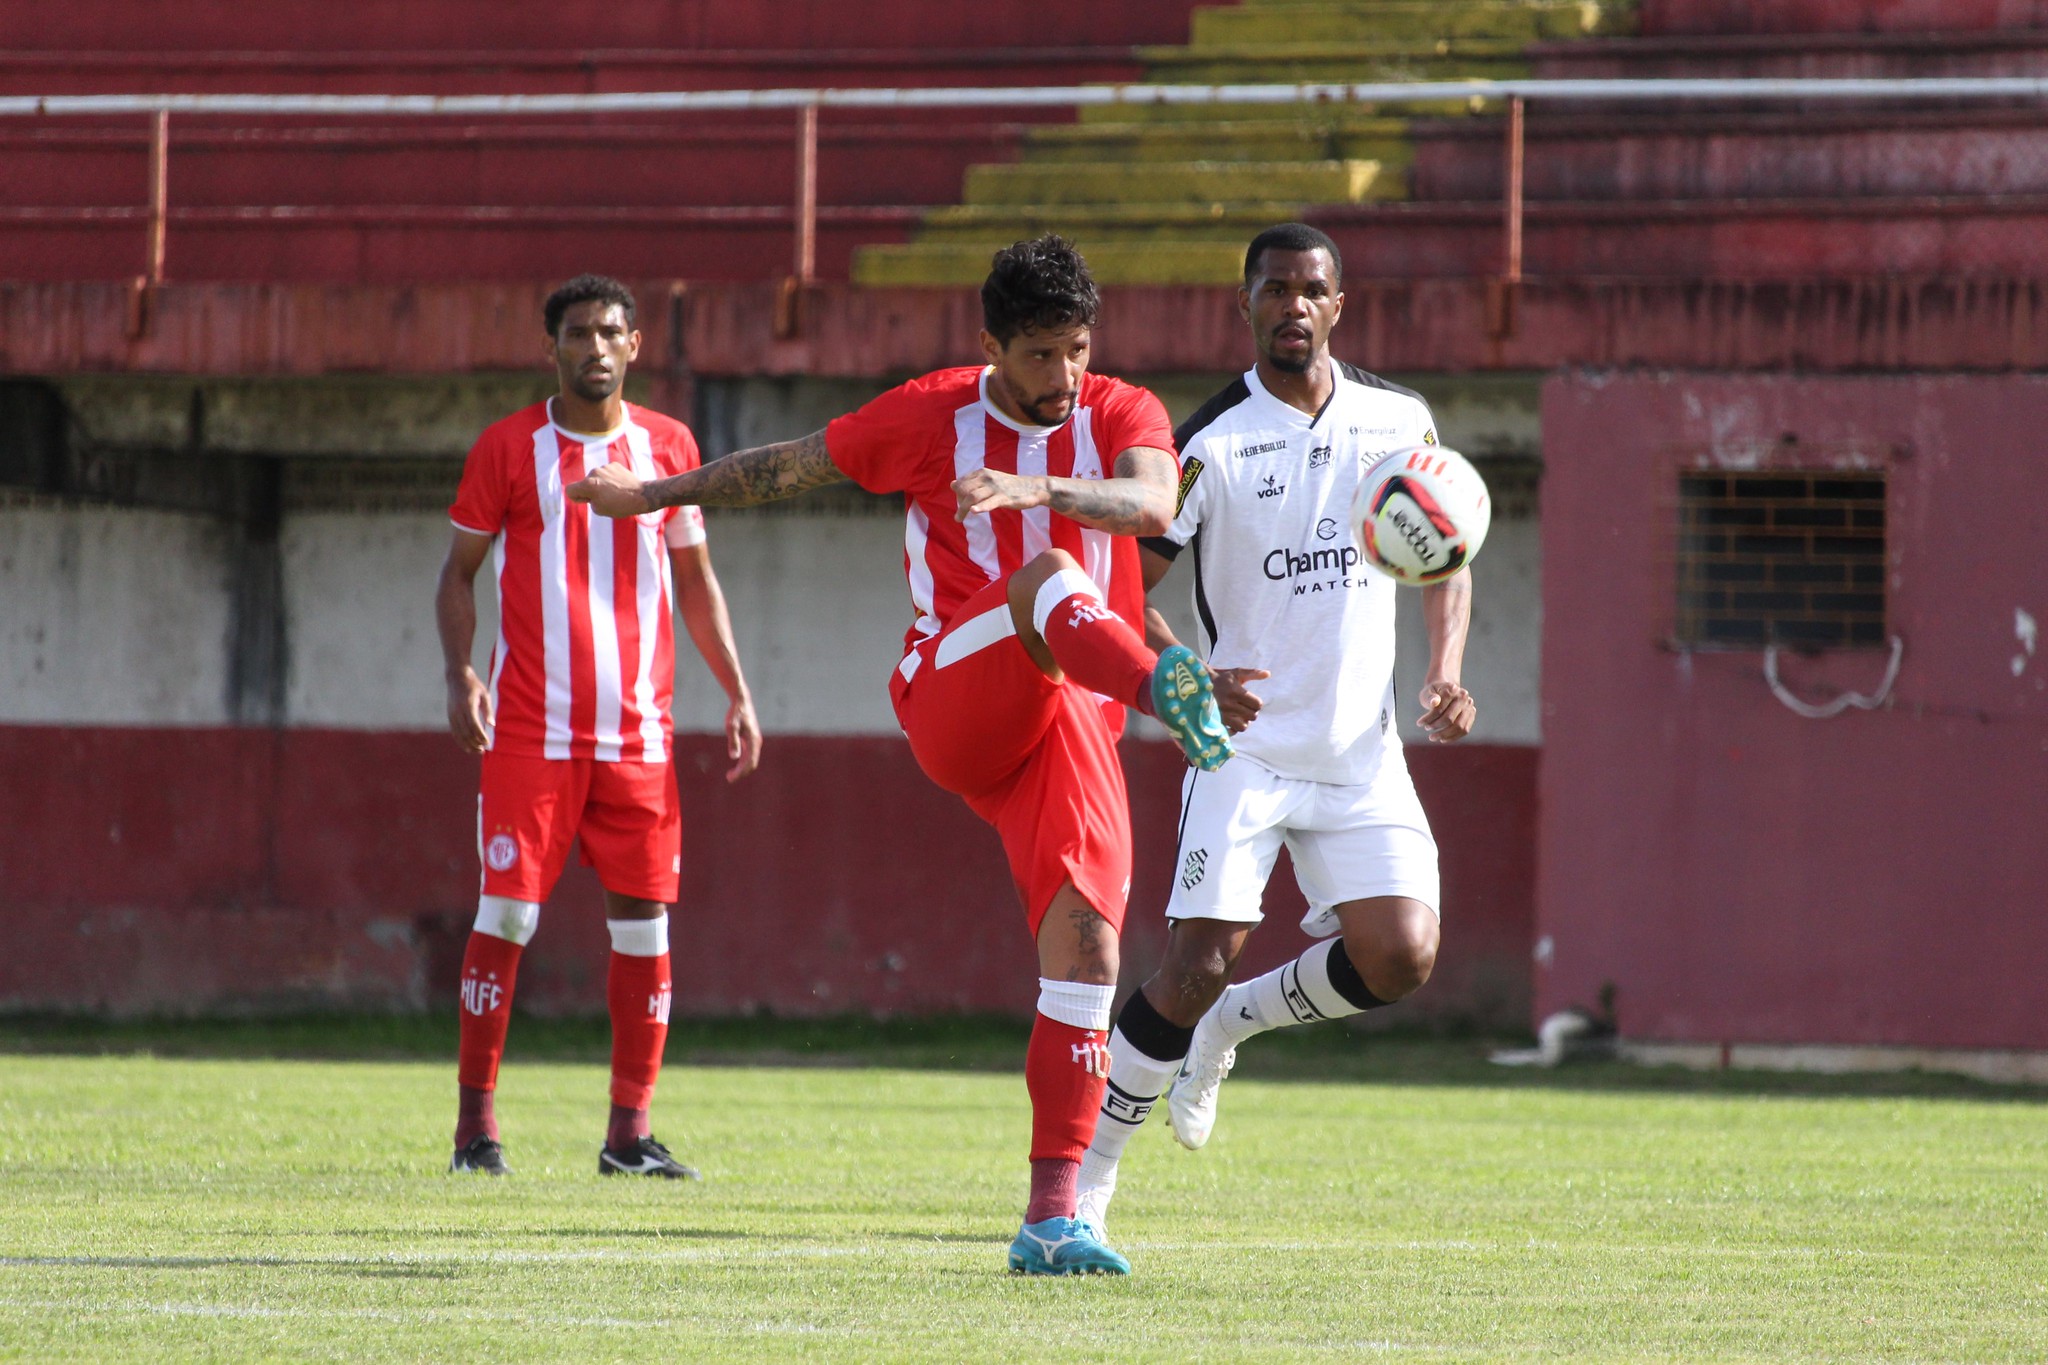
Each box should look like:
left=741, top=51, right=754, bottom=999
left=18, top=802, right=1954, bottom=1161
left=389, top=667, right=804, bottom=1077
left=1675, top=470, right=1887, bottom=650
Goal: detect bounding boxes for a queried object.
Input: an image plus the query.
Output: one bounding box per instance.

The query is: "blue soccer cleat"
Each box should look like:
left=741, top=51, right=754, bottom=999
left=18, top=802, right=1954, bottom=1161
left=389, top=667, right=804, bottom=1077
left=1007, top=1216, right=1131, bottom=1276
left=1150, top=645, right=1232, bottom=772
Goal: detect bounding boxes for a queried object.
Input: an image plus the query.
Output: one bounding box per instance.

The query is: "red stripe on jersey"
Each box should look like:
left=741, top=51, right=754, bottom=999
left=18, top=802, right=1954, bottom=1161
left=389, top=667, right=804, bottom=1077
left=609, top=481, right=647, bottom=761
left=560, top=436, right=598, bottom=755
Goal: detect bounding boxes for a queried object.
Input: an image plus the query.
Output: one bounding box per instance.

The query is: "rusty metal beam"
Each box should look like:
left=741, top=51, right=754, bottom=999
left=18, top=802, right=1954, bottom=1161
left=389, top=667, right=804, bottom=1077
left=14, top=278, right=2048, bottom=380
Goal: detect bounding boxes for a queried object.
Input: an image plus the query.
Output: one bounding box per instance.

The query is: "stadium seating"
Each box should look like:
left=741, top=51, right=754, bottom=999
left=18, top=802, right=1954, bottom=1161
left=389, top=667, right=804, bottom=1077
left=858, top=0, right=2048, bottom=285
left=8, top=0, right=2048, bottom=287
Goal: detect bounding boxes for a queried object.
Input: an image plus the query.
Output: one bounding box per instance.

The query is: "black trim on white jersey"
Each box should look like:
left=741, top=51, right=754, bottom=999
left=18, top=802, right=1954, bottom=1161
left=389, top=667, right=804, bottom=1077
left=1336, top=361, right=1434, bottom=419
left=1172, top=374, right=1252, bottom=456
left=1188, top=528, right=1218, bottom=651
left=1139, top=534, right=1181, bottom=562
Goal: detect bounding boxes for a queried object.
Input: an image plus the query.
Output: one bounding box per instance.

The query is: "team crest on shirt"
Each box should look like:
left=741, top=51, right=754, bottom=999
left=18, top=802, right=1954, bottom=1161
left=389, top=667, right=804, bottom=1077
left=486, top=833, right=519, bottom=872
left=1174, top=457, right=1205, bottom=515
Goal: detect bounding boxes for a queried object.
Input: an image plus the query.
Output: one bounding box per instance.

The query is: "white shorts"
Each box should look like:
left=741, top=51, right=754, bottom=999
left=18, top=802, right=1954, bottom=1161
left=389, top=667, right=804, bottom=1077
left=1165, top=753, right=1440, bottom=937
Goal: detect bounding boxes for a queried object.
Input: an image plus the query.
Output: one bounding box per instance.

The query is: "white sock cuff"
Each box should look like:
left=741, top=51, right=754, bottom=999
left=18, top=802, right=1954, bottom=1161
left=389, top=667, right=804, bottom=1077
left=1037, top=978, right=1115, bottom=1032
left=1030, top=567, right=1106, bottom=637
left=608, top=914, right=670, bottom=957
left=474, top=896, right=540, bottom=946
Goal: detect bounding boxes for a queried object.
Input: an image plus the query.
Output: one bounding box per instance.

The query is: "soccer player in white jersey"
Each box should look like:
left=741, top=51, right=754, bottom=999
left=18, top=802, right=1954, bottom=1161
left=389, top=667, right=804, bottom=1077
left=1073, top=223, right=1477, bottom=1232
left=436, top=274, right=761, bottom=1178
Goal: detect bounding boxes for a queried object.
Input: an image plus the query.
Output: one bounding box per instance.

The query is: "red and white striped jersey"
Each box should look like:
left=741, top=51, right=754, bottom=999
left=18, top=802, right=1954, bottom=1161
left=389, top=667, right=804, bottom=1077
left=449, top=401, right=706, bottom=763
left=825, top=366, right=1176, bottom=655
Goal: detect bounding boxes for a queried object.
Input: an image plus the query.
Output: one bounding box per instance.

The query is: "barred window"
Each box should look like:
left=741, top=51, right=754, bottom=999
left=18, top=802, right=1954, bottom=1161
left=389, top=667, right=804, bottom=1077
left=1675, top=470, right=1887, bottom=650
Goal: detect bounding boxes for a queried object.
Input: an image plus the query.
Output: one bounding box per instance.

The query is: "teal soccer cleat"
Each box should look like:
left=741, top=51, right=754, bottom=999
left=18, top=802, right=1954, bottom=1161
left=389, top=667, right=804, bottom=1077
left=1150, top=645, right=1232, bottom=772
left=1007, top=1216, right=1131, bottom=1276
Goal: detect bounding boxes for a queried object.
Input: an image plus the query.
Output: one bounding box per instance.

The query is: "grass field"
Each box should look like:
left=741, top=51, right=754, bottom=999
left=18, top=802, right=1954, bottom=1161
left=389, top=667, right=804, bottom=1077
left=2, top=1017, right=2044, bottom=1362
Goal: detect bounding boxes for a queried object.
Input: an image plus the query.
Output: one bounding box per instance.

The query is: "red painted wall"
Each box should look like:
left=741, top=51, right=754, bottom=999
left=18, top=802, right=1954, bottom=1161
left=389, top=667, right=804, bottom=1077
left=0, top=727, right=1531, bottom=1024
left=1537, top=374, right=2048, bottom=1050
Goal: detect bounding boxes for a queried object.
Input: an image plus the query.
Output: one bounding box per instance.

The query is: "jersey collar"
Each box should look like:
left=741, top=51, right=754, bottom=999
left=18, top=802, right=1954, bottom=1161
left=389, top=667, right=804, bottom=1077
left=979, top=366, right=1074, bottom=435
left=1245, top=362, right=1339, bottom=431
left=547, top=397, right=633, bottom=444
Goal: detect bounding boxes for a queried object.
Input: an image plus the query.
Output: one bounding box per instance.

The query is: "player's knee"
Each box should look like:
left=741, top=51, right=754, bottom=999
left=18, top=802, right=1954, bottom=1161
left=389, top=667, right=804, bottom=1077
left=1346, top=907, right=1437, bottom=1001
left=475, top=895, right=540, bottom=946
left=1006, top=549, right=1083, bottom=607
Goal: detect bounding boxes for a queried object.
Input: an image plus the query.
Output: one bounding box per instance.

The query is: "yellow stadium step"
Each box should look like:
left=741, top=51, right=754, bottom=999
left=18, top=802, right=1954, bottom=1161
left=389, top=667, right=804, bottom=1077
left=913, top=201, right=1308, bottom=243
left=962, top=159, right=1403, bottom=208
left=1019, top=117, right=1413, bottom=166
left=1135, top=38, right=1530, bottom=85
left=854, top=239, right=1249, bottom=287
left=1191, top=0, right=1632, bottom=47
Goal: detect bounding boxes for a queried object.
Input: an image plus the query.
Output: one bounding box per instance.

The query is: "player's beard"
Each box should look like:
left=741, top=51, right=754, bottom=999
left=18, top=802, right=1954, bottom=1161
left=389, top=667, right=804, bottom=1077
left=1020, top=391, right=1077, bottom=426
left=566, top=368, right=622, bottom=403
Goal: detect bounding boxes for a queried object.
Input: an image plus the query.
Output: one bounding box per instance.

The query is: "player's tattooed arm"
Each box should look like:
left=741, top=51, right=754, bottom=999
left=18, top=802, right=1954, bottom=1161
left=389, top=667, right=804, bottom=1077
left=952, top=445, right=1176, bottom=537
left=567, top=429, right=845, bottom=517
left=1418, top=568, right=1476, bottom=742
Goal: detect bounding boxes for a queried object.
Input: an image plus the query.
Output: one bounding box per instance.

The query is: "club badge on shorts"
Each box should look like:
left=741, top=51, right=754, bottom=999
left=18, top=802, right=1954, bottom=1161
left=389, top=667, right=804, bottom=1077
left=485, top=833, right=520, bottom=872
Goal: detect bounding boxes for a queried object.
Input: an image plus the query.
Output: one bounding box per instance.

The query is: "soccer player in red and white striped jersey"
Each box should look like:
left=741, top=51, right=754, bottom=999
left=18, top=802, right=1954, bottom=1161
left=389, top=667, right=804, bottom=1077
left=569, top=237, right=1232, bottom=1274
left=435, top=274, right=760, bottom=1179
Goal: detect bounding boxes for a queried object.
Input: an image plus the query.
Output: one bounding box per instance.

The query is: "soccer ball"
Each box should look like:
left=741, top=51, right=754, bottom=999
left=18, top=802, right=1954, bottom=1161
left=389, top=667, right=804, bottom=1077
left=1350, top=445, right=1491, bottom=586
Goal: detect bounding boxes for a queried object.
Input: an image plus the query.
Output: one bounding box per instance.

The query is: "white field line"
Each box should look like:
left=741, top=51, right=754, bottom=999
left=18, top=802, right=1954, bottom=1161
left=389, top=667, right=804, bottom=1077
left=0, top=1237, right=1912, bottom=1270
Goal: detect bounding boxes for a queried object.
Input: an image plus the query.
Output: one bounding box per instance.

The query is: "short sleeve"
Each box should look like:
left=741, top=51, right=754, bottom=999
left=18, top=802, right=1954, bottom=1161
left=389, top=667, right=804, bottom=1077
left=1094, top=382, right=1177, bottom=469
left=1141, top=445, right=1210, bottom=561
left=651, top=420, right=707, bottom=547
left=449, top=429, right=510, bottom=537
left=825, top=381, right=936, bottom=495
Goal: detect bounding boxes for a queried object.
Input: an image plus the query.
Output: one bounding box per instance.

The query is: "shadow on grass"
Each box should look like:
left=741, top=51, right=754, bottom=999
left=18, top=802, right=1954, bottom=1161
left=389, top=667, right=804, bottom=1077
left=2, top=1012, right=2042, bottom=1105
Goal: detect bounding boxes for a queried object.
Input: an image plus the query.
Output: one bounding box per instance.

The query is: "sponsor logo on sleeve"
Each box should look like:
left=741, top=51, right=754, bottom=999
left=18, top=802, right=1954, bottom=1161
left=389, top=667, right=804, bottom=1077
left=1422, top=427, right=1438, bottom=445
left=1174, top=456, right=1205, bottom=516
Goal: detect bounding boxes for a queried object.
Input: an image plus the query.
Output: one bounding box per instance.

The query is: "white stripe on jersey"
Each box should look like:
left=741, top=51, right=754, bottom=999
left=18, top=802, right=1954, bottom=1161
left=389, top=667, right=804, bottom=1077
left=582, top=437, right=626, bottom=763
left=905, top=502, right=938, bottom=640
left=533, top=424, right=575, bottom=760
left=1069, top=407, right=1113, bottom=596
left=1016, top=427, right=1053, bottom=560
left=625, top=422, right=667, bottom=762
left=952, top=400, right=1000, bottom=581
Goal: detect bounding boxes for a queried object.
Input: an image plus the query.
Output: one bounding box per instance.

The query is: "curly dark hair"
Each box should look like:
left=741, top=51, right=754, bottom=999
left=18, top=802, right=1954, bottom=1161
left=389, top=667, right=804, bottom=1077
left=1244, top=223, right=1342, bottom=286
left=981, top=235, right=1101, bottom=344
left=543, top=274, right=637, bottom=337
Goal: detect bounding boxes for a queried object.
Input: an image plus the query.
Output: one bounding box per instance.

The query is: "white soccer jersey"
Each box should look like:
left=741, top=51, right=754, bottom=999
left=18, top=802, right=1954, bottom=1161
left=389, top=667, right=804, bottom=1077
left=1146, top=362, right=1437, bottom=787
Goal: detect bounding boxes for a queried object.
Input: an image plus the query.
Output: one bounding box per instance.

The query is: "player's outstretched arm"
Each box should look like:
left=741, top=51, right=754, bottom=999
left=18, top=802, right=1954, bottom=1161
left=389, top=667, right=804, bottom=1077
left=953, top=445, right=1176, bottom=537
left=671, top=541, right=762, bottom=783
left=568, top=430, right=846, bottom=518
left=1419, top=567, right=1476, bottom=743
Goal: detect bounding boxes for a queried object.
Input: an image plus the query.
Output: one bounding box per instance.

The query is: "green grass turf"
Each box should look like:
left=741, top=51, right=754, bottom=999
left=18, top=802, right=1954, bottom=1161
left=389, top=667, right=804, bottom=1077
left=2, top=1020, right=2044, bottom=1362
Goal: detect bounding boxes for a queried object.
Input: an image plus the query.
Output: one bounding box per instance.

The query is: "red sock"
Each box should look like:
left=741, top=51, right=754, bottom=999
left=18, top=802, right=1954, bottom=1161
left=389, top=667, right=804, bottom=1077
left=1023, top=1012, right=1111, bottom=1221
left=607, top=948, right=672, bottom=1114
left=1035, top=587, right=1156, bottom=714
left=455, top=931, right=522, bottom=1145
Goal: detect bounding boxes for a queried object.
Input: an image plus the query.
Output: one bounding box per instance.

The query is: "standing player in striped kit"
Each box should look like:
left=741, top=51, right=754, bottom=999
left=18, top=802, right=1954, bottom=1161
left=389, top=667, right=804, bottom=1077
left=436, top=275, right=761, bottom=1179
left=569, top=237, right=1232, bottom=1275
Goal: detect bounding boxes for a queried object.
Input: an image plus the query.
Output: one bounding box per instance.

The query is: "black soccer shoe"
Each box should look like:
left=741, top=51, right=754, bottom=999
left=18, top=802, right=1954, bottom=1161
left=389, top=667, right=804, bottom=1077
left=449, top=1135, right=511, bottom=1175
left=598, top=1135, right=700, bottom=1179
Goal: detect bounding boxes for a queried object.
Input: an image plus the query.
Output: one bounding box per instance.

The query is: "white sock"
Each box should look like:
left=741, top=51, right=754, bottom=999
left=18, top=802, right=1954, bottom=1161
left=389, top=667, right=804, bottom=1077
left=1215, top=938, right=1363, bottom=1047
left=1075, top=1025, right=1187, bottom=1230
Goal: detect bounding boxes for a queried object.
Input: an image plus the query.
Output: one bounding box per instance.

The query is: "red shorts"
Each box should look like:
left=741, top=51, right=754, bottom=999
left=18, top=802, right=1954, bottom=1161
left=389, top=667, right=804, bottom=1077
left=890, top=577, right=1131, bottom=935
left=477, top=752, right=681, bottom=904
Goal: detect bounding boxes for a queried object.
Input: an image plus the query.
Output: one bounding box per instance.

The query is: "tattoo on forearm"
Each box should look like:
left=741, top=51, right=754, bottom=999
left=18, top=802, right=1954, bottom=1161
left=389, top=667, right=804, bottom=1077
left=1046, top=479, right=1161, bottom=535
left=643, top=429, right=842, bottom=510
left=1042, top=447, right=1175, bottom=535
